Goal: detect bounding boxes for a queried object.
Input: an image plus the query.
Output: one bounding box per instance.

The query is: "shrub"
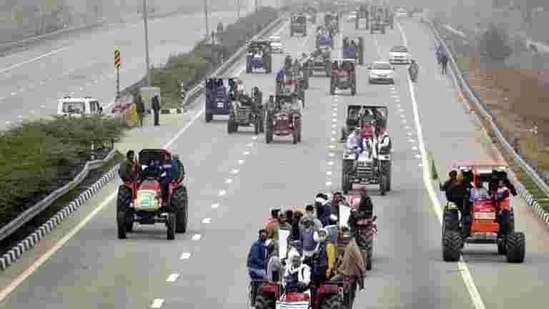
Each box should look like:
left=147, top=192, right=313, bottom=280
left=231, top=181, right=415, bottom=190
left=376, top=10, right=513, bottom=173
left=0, top=116, right=127, bottom=227
left=150, top=7, right=279, bottom=108
left=479, top=24, right=512, bottom=63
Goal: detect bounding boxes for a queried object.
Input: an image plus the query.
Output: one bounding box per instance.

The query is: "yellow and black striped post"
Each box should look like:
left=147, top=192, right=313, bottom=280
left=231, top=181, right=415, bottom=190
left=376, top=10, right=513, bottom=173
left=114, top=47, right=121, bottom=97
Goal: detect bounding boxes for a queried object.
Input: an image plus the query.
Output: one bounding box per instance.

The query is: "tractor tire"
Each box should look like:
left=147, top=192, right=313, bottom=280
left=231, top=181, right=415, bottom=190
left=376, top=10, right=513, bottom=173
left=498, top=240, right=507, bottom=255
left=116, top=185, right=133, bottom=232
left=117, top=211, right=127, bottom=239
left=442, top=230, right=462, bottom=262
left=382, top=161, right=392, bottom=191
left=266, top=125, right=273, bottom=144
left=167, top=213, right=176, bottom=240
left=442, top=208, right=459, bottom=232
left=205, top=113, right=212, bottom=122
left=254, top=117, right=260, bottom=134
left=172, top=187, right=188, bottom=233
left=254, top=294, right=275, bottom=309
left=296, top=118, right=302, bottom=142
left=320, top=295, right=342, bottom=309
left=227, top=119, right=233, bottom=134
left=506, top=232, right=525, bottom=263
left=366, top=244, right=373, bottom=270
left=342, top=170, right=351, bottom=194
left=379, top=174, right=387, bottom=195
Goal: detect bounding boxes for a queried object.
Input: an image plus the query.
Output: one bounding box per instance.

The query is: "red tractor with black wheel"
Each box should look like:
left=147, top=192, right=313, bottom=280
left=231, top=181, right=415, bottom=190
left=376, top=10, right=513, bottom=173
left=116, top=149, right=188, bottom=240
left=252, top=280, right=343, bottom=309
left=441, top=161, right=525, bottom=263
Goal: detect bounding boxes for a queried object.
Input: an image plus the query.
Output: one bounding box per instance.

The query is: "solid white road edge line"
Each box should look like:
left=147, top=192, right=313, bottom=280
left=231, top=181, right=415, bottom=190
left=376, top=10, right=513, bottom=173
left=0, top=36, right=253, bottom=302
left=396, top=21, right=486, bottom=309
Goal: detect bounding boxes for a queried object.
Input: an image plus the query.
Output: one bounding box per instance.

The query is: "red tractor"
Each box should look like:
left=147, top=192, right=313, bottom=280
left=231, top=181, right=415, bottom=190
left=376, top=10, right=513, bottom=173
left=441, top=161, right=525, bottom=263
left=116, top=149, right=188, bottom=240
left=252, top=280, right=343, bottom=309
left=330, top=59, right=356, bottom=96
left=265, top=92, right=302, bottom=144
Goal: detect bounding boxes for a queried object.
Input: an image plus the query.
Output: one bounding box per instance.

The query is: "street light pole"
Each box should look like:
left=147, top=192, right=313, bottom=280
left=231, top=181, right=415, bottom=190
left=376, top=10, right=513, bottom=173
left=142, top=0, right=151, bottom=87
left=203, top=0, right=210, bottom=39
left=236, top=0, right=240, bottom=19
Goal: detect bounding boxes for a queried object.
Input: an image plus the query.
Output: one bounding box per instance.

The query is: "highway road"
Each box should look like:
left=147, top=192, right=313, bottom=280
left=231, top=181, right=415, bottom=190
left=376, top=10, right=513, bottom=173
left=0, top=9, right=252, bottom=126
left=0, top=13, right=548, bottom=309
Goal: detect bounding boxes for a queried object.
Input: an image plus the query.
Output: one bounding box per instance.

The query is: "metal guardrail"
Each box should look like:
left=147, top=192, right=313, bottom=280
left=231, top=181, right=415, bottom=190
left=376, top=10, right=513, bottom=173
left=0, top=22, right=106, bottom=55
left=182, top=15, right=287, bottom=107
left=0, top=14, right=286, bottom=242
left=0, top=149, right=117, bottom=242
left=422, top=18, right=549, bottom=200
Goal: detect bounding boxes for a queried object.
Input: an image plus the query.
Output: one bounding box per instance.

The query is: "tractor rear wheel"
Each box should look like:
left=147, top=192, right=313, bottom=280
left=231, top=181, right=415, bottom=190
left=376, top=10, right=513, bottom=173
left=442, top=230, right=462, bottom=262
left=320, top=295, right=342, bottom=309
left=172, top=187, right=188, bottom=233
left=254, top=295, right=275, bottom=309
left=167, top=213, right=176, bottom=240
left=506, top=232, right=525, bottom=263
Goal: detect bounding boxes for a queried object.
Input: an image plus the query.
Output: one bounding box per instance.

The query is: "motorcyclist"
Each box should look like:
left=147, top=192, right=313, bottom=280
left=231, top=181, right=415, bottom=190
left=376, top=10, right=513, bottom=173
left=247, top=229, right=269, bottom=306
left=284, top=251, right=311, bottom=295
left=247, top=229, right=269, bottom=279
left=408, top=59, right=419, bottom=82
left=119, top=150, right=139, bottom=183
left=348, top=187, right=376, bottom=269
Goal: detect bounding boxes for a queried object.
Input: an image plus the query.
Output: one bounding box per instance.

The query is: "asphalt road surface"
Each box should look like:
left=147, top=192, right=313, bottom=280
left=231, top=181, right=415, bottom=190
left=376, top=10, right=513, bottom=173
left=0, top=9, right=251, bottom=127
left=0, top=15, right=548, bottom=309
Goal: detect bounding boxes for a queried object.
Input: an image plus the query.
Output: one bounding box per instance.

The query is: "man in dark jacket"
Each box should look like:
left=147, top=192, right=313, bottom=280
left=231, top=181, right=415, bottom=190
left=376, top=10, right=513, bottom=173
left=135, top=94, right=145, bottom=126
left=151, top=94, right=160, bottom=126
left=440, top=54, right=449, bottom=75
left=118, top=150, right=139, bottom=183
left=247, top=229, right=268, bottom=279
left=247, top=229, right=268, bottom=307
left=315, top=193, right=332, bottom=226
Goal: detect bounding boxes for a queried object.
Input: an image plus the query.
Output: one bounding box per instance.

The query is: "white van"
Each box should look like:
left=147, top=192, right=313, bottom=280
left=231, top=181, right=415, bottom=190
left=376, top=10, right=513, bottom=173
left=56, top=96, right=103, bottom=116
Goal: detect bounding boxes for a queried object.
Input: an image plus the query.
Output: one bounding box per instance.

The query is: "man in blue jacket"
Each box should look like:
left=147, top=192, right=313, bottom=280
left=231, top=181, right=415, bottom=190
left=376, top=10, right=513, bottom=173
left=247, top=229, right=269, bottom=279
left=247, top=229, right=269, bottom=306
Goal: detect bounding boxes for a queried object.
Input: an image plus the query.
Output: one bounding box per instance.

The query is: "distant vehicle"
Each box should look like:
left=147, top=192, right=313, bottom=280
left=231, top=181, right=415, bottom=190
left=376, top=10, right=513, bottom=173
left=56, top=96, right=103, bottom=116
left=268, top=35, right=283, bottom=53
left=389, top=45, right=411, bottom=64
left=395, top=8, right=408, bottom=18
left=367, top=61, right=395, bottom=84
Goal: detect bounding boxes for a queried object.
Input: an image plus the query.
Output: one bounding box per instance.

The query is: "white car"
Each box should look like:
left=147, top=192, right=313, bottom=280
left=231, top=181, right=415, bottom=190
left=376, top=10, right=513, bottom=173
left=395, top=8, right=408, bottom=18
left=346, top=11, right=357, bottom=22
left=368, top=61, right=395, bottom=84
left=389, top=46, right=411, bottom=64
left=57, top=96, right=103, bottom=116
left=269, top=35, right=283, bottom=53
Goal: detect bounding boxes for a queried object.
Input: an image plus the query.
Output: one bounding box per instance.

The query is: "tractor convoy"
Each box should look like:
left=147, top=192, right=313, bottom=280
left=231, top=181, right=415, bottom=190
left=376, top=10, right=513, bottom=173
left=114, top=6, right=528, bottom=309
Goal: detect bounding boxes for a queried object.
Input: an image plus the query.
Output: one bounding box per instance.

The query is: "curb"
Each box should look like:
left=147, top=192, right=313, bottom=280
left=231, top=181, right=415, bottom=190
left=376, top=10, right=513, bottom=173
left=0, top=167, right=118, bottom=271
left=422, top=19, right=549, bottom=228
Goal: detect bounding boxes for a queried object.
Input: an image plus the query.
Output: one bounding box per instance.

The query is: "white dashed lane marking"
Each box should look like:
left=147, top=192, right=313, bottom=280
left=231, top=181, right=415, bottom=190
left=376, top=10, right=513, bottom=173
left=151, top=299, right=164, bottom=308
left=237, top=159, right=244, bottom=165
left=191, top=234, right=202, bottom=241
left=180, top=252, right=191, bottom=260
left=230, top=169, right=239, bottom=174
left=211, top=203, right=220, bottom=209
left=201, top=218, right=211, bottom=224
left=166, top=273, right=180, bottom=283
left=327, top=171, right=333, bottom=176
left=225, top=178, right=233, bottom=184
left=218, top=190, right=226, bottom=197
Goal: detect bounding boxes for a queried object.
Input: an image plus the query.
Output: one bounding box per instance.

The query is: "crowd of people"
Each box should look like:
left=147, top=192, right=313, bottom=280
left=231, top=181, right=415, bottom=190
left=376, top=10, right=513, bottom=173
left=246, top=189, right=378, bottom=306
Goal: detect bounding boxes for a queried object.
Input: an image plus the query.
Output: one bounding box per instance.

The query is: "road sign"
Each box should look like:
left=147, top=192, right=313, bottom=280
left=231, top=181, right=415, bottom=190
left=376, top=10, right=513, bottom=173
left=114, top=47, right=121, bottom=69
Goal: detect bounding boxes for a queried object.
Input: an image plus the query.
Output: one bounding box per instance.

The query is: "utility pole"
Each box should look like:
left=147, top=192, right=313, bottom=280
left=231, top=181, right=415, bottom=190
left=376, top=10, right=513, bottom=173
left=255, top=0, right=258, bottom=12
left=142, top=0, right=151, bottom=87
left=236, top=0, right=240, bottom=19
left=203, top=0, right=210, bottom=39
